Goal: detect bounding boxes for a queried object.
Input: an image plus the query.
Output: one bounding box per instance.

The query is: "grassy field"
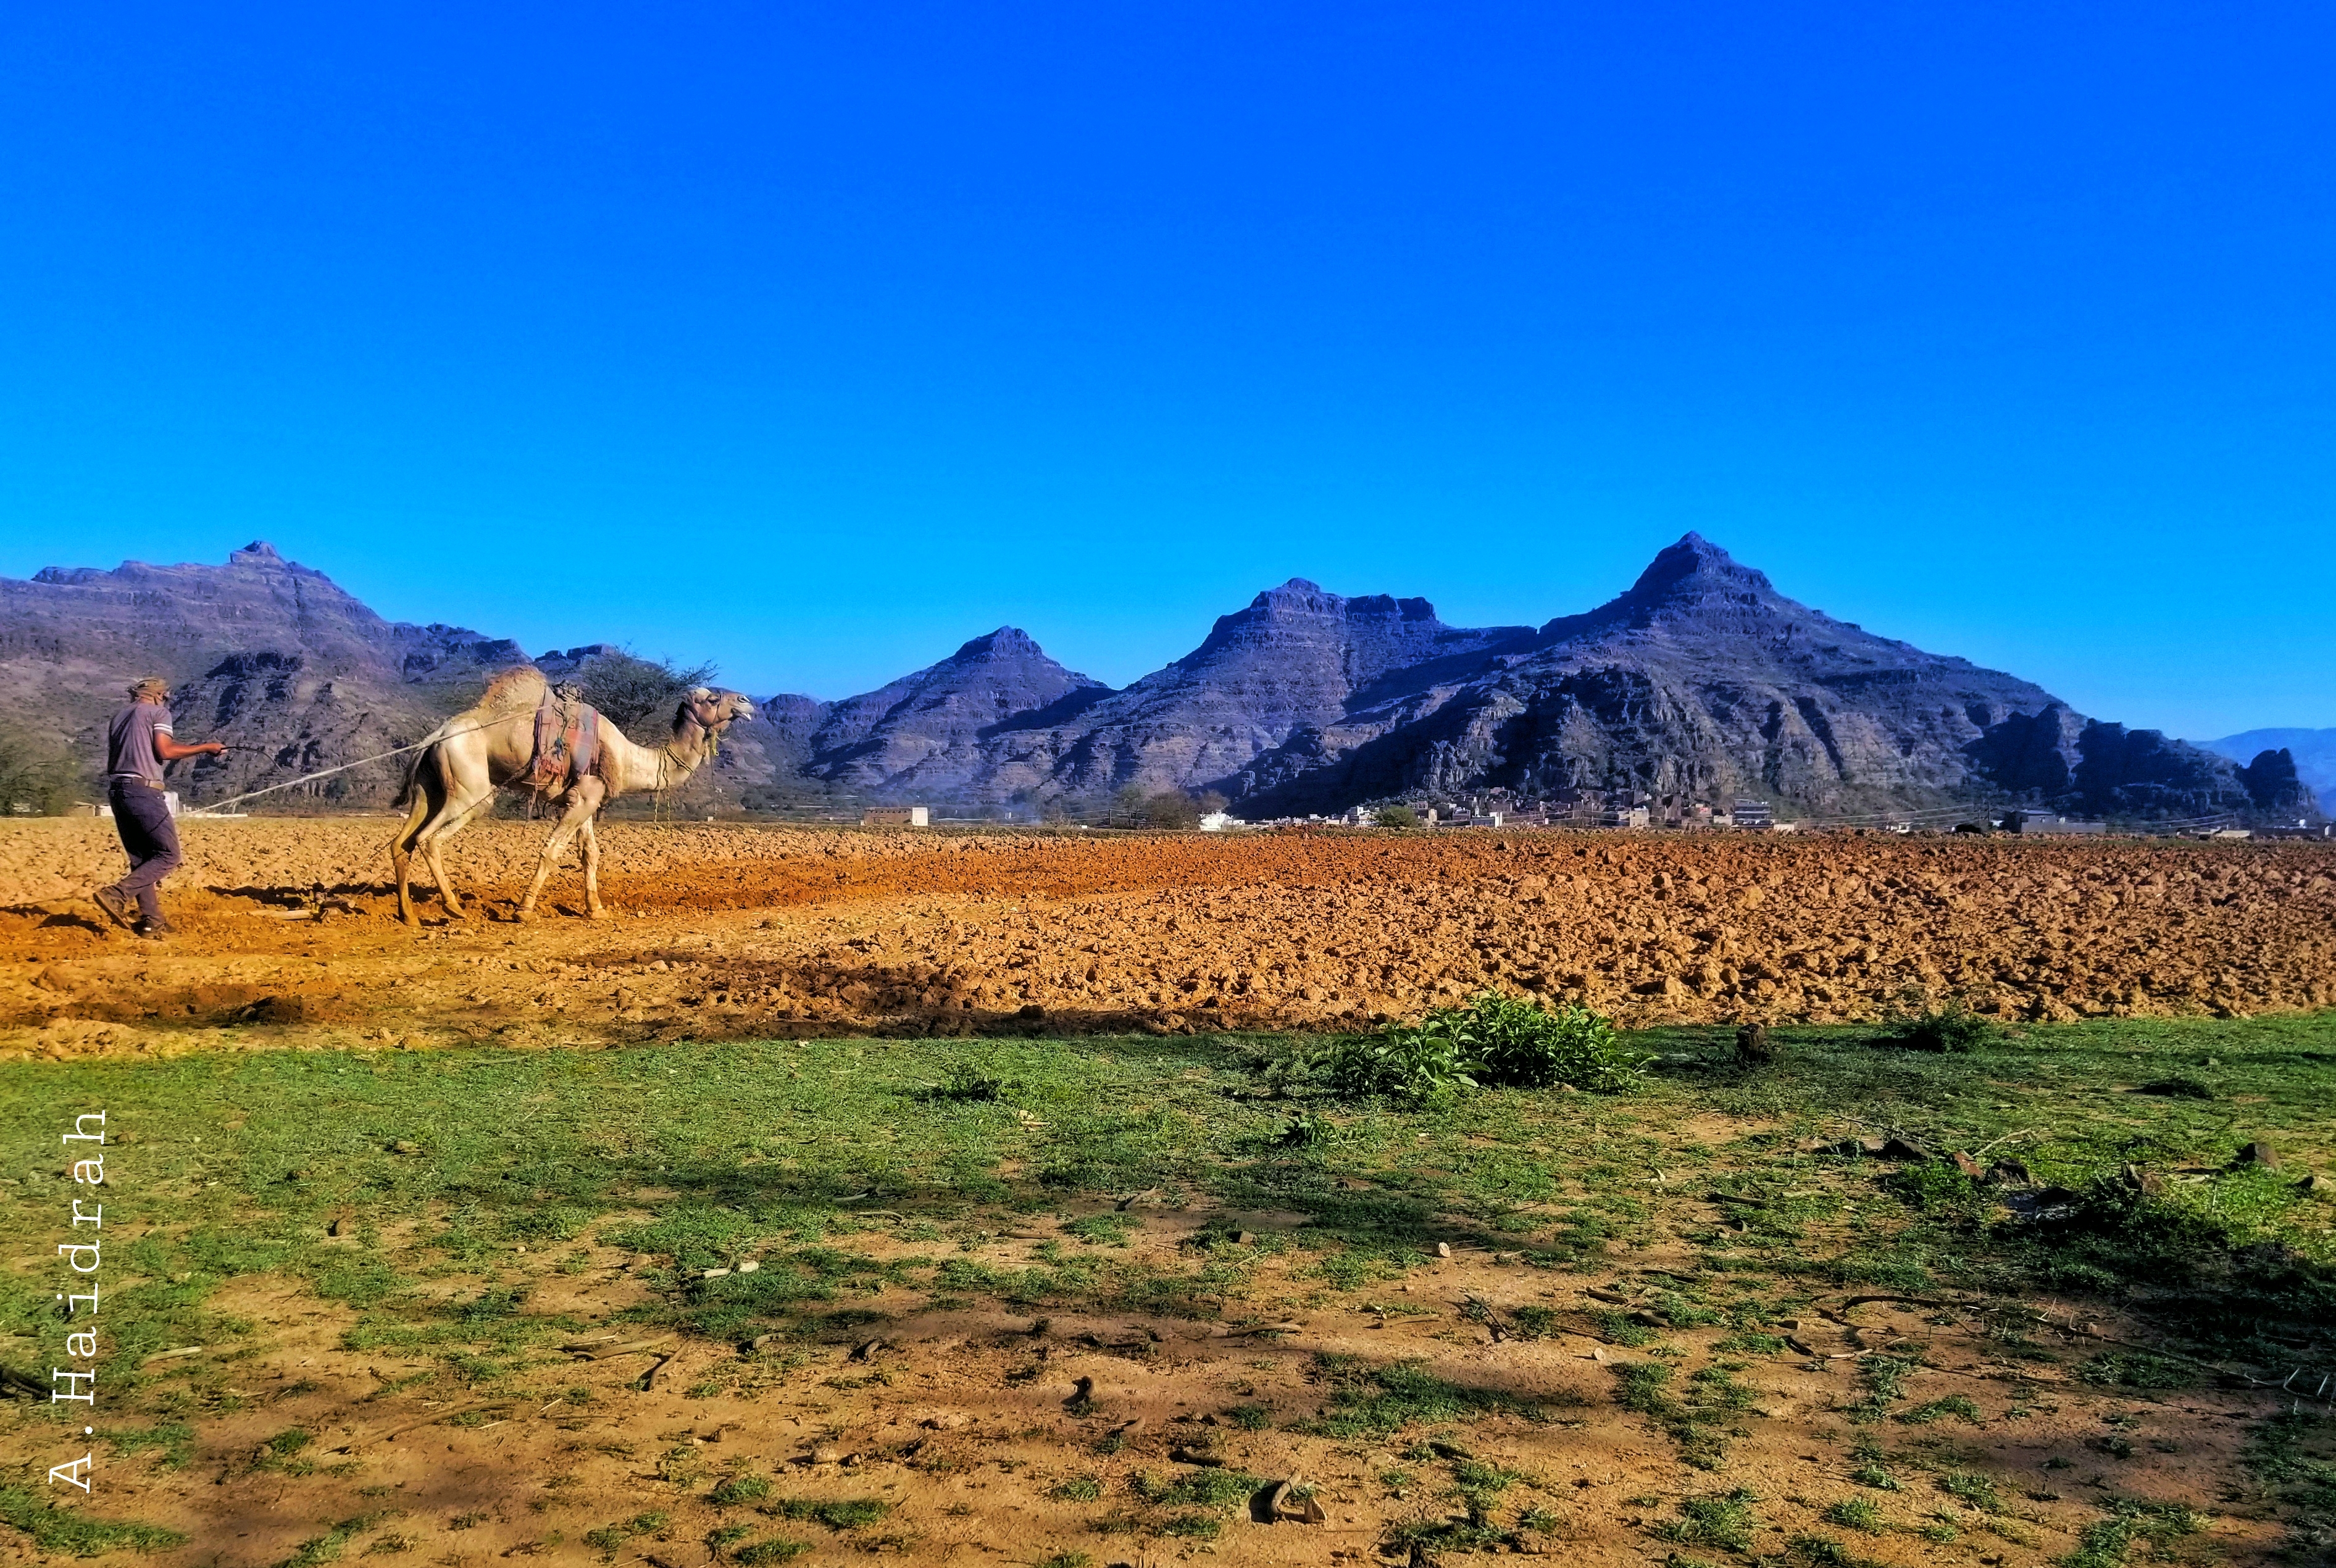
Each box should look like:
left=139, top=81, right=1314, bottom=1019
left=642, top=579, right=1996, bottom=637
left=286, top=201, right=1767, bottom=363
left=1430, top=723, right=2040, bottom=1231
left=5, top=1012, right=2335, bottom=1561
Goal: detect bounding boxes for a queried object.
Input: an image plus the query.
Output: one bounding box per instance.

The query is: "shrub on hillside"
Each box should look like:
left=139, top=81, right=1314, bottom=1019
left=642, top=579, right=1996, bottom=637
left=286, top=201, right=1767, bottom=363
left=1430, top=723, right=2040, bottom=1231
left=1312, top=993, right=1646, bottom=1104
left=1374, top=806, right=1417, bottom=830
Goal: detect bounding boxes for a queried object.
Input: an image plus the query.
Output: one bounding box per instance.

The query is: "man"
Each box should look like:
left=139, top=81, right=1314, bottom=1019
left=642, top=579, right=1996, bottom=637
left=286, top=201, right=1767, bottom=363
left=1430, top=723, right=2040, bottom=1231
left=93, top=678, right=224, bottom=940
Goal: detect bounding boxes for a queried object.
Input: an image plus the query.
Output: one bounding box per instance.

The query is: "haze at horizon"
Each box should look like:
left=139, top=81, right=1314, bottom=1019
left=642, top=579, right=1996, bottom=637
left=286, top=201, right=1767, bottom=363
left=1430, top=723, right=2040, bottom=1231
left=1, top=4, right=2330, bottom=737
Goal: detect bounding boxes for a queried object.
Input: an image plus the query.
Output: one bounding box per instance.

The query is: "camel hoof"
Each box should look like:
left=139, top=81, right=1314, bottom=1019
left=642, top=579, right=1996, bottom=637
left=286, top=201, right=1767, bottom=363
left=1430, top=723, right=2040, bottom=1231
left=514, top=907, right=535, bottom=923
left=585, top=906, right=608, bottom=921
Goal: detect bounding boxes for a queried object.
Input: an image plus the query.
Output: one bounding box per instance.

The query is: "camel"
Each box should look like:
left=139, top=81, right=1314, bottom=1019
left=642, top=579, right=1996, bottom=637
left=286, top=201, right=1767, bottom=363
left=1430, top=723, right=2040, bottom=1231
left=390, top=667, right=756, bottom=924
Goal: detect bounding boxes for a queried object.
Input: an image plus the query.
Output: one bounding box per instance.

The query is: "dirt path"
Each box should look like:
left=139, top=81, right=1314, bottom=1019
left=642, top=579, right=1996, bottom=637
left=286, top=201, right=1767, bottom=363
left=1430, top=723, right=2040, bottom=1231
left=5, top=821, right=2334, bottom=1060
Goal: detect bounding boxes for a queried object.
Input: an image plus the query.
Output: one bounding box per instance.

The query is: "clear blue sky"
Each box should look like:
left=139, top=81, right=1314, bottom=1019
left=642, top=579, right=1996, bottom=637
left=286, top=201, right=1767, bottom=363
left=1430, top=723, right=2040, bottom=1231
left=2, top=4, right=2330, bottom=738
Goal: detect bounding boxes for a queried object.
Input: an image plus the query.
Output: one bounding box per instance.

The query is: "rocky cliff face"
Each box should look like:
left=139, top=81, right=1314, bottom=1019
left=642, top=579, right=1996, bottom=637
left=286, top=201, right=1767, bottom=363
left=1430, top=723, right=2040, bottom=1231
left=798, top=628, right=1107, bottom=798
left=0, top=543, right=526, bottom=807
left=2204, top=728, right=2335, bottom=819
left=1220, top=537, right=2262, bottom=821
left=1, top=535, right=2279, bottom=823
left=1228, top=535, right=2069, bottom=815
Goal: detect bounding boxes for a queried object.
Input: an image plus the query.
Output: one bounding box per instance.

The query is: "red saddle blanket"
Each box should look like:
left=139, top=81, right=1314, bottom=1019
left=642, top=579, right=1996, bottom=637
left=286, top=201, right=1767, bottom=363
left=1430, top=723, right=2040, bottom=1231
left=524, top=698, right=604, bottom=794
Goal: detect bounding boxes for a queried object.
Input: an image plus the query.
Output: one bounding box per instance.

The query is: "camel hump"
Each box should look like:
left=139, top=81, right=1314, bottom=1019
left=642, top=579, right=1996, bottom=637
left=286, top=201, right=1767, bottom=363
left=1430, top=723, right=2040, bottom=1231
left=475, top=665, right=550, bottom=714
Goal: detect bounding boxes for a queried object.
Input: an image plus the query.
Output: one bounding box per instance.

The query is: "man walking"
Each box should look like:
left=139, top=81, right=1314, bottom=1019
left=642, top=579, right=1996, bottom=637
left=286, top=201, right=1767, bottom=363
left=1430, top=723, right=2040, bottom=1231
left=93, top=677, right=223, bottom=940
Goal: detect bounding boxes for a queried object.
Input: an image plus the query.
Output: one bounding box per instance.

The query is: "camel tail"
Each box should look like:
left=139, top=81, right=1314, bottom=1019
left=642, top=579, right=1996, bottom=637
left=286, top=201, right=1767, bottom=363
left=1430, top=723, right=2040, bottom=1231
left=393, top=741, right=430, bottom=812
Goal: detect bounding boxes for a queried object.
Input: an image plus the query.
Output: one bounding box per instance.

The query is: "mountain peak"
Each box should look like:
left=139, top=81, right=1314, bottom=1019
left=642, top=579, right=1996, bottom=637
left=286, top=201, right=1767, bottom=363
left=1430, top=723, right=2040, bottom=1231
left=1625, top=533, right=1772, bottom=601
left=949, top=626, right=1047, bottom=662
left=231, top=540, right=285, bottom=564
left=1249, top=578, right=1332, bottom=611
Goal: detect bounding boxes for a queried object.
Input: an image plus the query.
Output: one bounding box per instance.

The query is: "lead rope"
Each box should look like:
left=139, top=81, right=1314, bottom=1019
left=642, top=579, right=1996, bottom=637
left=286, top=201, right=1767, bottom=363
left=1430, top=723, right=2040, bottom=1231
left=179, top=715, right=512, bottom=817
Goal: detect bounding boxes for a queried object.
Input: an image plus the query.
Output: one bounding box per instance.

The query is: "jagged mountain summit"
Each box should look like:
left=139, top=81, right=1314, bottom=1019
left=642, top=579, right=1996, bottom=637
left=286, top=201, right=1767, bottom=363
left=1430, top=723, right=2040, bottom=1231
left=1228, top=533, right=2088, bottom=816
left=0, top=543, right=525, bottom=806
left=0, top=535, right=2296, bottom=822
left=796, top=627, right=1107, bottom=796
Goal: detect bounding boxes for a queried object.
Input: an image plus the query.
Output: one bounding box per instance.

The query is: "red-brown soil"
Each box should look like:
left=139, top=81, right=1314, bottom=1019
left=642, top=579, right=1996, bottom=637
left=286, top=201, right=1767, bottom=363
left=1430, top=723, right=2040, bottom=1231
left=3, top=819, right=2333, bottom=1059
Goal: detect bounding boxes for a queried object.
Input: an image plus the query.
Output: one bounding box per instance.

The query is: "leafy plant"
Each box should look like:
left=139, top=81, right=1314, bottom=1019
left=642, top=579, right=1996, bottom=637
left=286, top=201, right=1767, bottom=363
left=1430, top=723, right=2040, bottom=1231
left=1374, top=805, right=1418, bottom=830
left=1879, top=994, right=1998, bottom=1053
left=1311, top=1020, right=1477, bottom=1104
left=1311, top=993, right=1645, bottom=1103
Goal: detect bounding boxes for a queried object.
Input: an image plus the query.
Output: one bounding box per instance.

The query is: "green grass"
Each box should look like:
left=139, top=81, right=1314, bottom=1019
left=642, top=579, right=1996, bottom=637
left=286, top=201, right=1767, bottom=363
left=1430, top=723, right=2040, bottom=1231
left=764, top=1497, right=891, bottom=1530
left=0, top=1483, right=187, bottom=1554
left=1299, top=1352, right=1564, bottom=1437
left=1656, top=1489, right=1759, bottom=1553
left=2, top=1011, right=2331, bottom=1516
left=2062, top=1497, right=2206, bottom=1568
left=1133, top=1468, right=1260, bottom=1508
left=275, top=1512, right=394, bottom=1567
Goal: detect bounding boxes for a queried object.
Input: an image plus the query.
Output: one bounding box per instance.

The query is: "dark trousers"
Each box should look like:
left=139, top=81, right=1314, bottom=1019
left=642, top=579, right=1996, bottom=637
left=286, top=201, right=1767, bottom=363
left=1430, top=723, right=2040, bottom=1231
left=107, top=781, right=183, bottom=923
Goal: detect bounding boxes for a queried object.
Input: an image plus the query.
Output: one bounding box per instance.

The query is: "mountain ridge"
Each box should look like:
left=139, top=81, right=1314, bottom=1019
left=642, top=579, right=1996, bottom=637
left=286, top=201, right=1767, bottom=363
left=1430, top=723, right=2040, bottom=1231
left=0, top=536, right=2310, bottom=823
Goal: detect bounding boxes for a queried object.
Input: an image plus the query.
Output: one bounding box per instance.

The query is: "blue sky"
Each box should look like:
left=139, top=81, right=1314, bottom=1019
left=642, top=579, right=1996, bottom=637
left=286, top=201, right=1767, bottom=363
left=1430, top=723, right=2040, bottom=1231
left=2, top=3, right=2330, bottom=737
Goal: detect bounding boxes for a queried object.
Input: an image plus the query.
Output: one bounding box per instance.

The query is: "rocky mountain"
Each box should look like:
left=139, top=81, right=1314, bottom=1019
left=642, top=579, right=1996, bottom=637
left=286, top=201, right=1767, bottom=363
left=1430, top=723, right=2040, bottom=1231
left=1206, top=535, right=2269, bottom=822
left=2201, top=728, right=2336, bottom=819
left=0, top=535, right=2292, bottom=823
left=798, top=628, right=1107, bottom=797
left=0, top=543, right=525, bottom=807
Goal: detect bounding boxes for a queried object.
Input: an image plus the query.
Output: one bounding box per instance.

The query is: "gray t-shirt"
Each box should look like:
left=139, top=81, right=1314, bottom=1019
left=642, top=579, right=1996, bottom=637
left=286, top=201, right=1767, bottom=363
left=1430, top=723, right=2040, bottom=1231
left=106, top=703, right=173, bottom=785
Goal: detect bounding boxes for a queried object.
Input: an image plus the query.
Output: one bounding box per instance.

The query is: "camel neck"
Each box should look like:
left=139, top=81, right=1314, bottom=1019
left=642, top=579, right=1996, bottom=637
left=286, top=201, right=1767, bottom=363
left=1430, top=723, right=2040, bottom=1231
left=655, top=712, right=707, bottom=791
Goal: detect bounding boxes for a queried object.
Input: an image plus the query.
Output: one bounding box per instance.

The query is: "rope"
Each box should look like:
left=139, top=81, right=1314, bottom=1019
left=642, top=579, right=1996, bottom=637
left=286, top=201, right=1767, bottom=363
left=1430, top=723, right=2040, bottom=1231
left=180, top=698, right=718, bottom=817
left=177, top=715, right=511, bottom=816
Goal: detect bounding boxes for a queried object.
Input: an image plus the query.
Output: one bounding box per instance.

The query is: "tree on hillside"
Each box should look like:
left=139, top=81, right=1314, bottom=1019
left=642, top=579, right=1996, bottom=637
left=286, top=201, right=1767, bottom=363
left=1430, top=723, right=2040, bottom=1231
left=574, top=649, right=720, bottom=732
left=0, top=721, right=90, bottom=815
left=1375, top=805, right=1417, bottom=830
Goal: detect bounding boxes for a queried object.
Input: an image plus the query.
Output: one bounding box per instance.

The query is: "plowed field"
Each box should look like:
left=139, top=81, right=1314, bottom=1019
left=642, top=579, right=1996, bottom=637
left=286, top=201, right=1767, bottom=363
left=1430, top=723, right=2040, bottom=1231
left=4, top=819, right=2332, bottom=1059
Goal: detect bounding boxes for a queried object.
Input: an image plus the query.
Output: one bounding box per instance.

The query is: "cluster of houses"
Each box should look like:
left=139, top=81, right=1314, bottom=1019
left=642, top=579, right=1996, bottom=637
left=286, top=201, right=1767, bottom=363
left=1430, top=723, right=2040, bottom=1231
left=860, top=793, right=2324, bottom=838
left=1152, top=787, right=1793, bottom=833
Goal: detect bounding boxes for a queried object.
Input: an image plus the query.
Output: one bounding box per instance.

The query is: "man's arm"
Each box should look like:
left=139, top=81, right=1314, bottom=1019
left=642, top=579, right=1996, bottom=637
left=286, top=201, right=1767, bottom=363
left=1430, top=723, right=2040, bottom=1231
left=154, top=733, right=226, bottom=762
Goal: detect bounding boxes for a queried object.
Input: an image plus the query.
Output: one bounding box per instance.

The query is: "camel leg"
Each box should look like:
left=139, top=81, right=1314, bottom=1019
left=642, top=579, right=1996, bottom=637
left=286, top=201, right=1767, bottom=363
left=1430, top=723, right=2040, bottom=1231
left=517, top=789, right=598, bottom=920
left=420, top=786, right=498, bottom=919
left=390, top=777, right=435, bottom=925
left=578, top=798, right=609, bottom=918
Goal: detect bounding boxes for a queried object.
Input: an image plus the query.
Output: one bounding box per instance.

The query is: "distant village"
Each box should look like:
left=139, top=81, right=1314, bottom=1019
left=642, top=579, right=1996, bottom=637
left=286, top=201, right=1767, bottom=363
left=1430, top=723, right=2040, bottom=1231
left=872, top=787, right=2332, bottom=840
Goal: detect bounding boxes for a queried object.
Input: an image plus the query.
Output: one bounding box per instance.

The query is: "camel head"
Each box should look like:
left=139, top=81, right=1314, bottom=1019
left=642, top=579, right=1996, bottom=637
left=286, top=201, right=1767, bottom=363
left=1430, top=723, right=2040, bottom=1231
left=680, top=687, right=757, bottom=743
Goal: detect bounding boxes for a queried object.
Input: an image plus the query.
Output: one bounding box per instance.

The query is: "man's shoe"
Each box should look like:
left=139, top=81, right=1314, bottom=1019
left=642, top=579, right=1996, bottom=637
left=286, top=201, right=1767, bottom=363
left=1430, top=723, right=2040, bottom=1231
left=131, top=922, right=169, bottom=941
left=93, top=887, right=135, bottom=931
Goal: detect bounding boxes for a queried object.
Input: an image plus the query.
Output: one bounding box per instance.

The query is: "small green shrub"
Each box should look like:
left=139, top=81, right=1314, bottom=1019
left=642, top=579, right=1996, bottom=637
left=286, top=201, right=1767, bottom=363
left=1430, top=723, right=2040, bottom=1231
left=1311, top=994, right=1645, bottom=1103
left=2077, top=1351, right=2196, bottom=1390
left=734, top=1541, right=811, bottom=1566
left=1375, top=806, right=1418, bottom=830
left=709, top=1473, right=771, bottom=1506
left=1880, top=996, right=1998, bottom=1053
left=1459, top=993, right=1648, bottom=1092
left=1822, top=1497, right=1884, bottom=1532
left=768, top=1497, right=891, bottom=1530
left=1655, top=1490, right=1758, bottom=1553
left=1508, top=1304, right=1561, bottom=1340
left=1311, top=1022, right=1476, bottom=1103
left=1938, top=1472, right=2003, bottom=1512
